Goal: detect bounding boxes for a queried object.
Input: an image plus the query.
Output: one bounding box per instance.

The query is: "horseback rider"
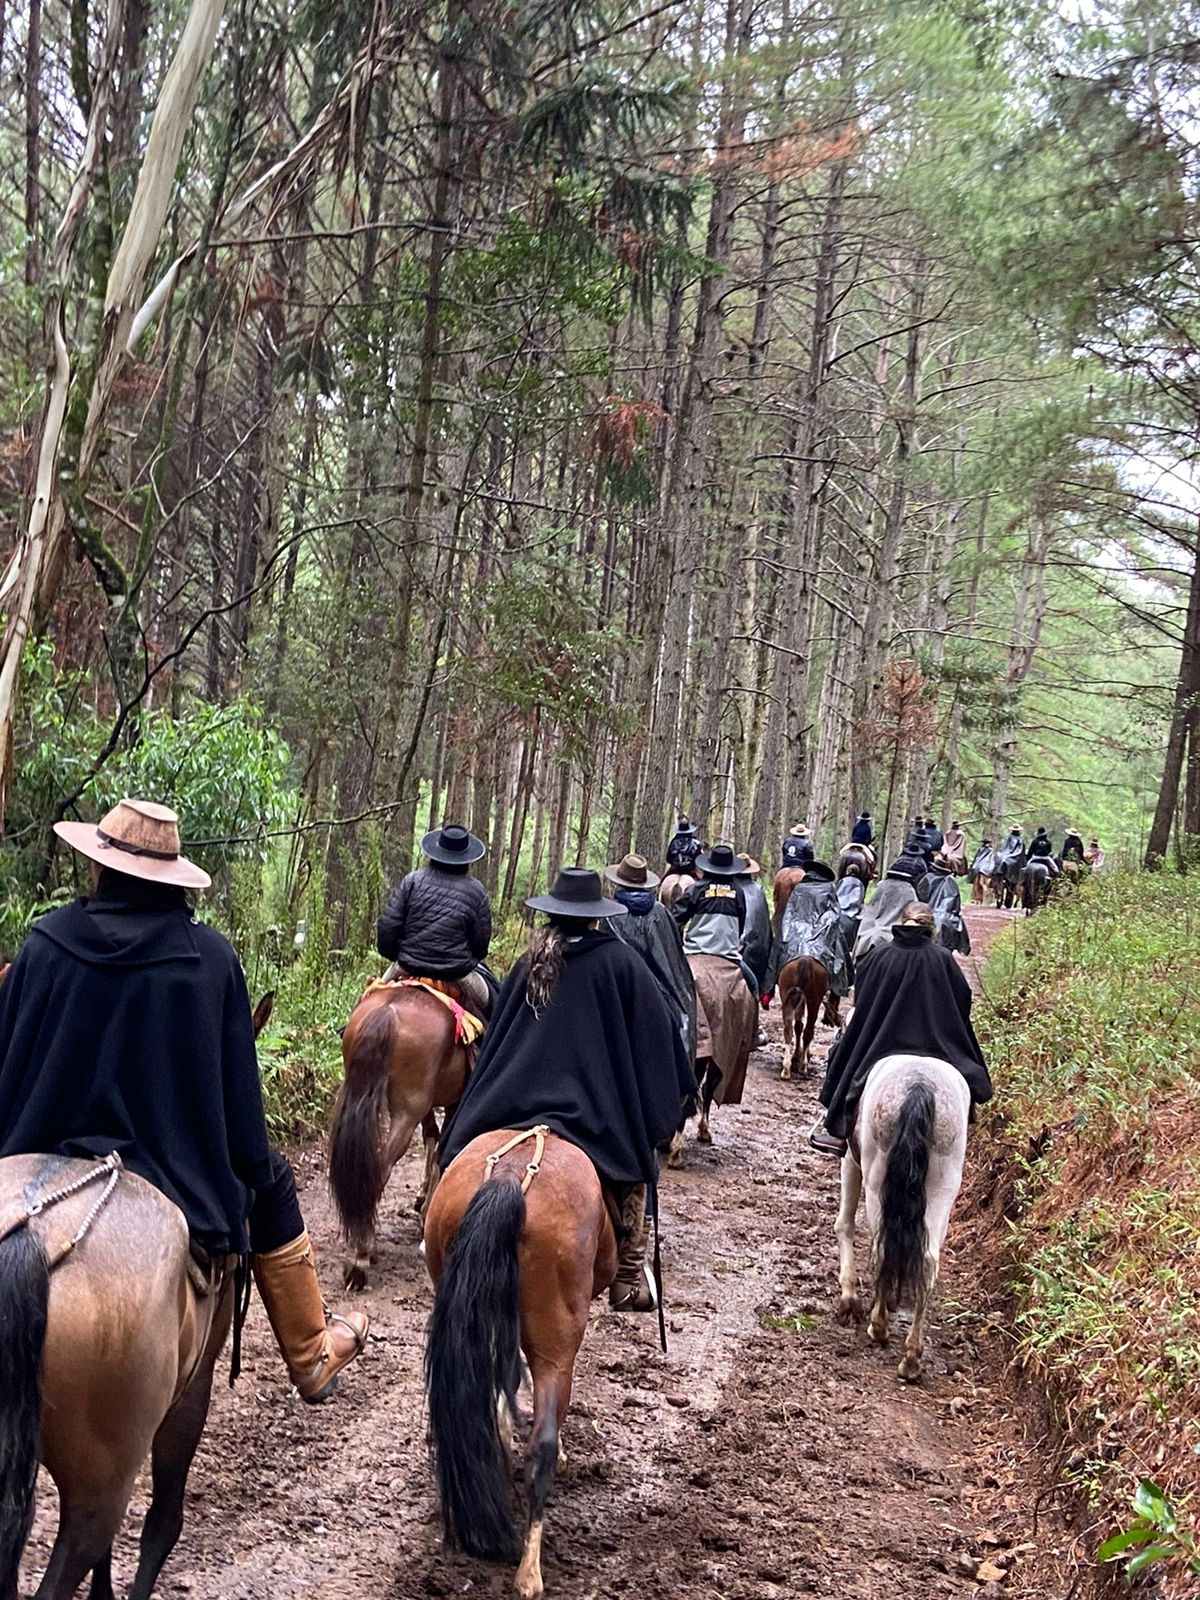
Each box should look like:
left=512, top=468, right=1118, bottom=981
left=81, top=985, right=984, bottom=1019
left=853, top=842, right=923, bottom=964
left=850, top=811, right=874, bottom=847
left=923, top=815, right=945, bottom=855
left=918, top=854, right=972, bottom=955
left=810, top=902, right=992, bottom=1157
left=672, top=842, right=758, bottom=995
left=666, top=815, right=703, bottom=876
left=1085, top=837, right=1106, bottom=869
left=377, top=824, right=493, bottom=1014
left=1027, top=825, right=1060, bottom=876
left=439, top=868, right=695, bottom=1313
left=942, top=819, right=968, bottom=875
left=604, top=854, right=697, bottom=1064
left=781, top=824, right=815, bottom=869
left=0, top=800, right=368, bottom=1401
left=1061, top=827, right=1086, bottom=864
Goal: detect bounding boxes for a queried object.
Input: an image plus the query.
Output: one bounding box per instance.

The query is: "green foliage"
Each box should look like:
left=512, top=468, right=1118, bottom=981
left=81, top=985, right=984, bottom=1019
left=1099, top=1480, right=1200, bottom=1583
left=977, top=874, right=1200, bottom=1542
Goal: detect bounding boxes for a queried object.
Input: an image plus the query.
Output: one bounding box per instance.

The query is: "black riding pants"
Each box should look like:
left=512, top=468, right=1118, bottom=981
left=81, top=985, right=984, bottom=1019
left=247, top=1147, right=305, bottom=1255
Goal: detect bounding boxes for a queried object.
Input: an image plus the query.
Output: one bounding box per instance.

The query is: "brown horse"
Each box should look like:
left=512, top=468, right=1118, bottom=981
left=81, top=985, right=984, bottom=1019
left=657, top=870, right=695, bottom=910
left=835, top=844, right=873, bottom=885
left=0, top=990, right=275, bottom=1600
left=777, top=956, right=840, bottom=1080
left=424, top=1128, right=617, bottom=1599
left=329, top=983, right=471, bottom=1289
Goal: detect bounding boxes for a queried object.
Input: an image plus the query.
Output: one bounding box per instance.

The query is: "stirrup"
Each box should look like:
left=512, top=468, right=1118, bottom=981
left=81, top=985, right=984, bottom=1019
left=609, top=1264, right=658, bottom=1313
left=295, top=1314, right=369, bottom=1405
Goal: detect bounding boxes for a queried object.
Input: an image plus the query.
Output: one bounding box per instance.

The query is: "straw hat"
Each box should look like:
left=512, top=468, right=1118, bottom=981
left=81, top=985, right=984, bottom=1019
left=606, top=853, right=660, bottom=890
left=54, top=799, right=212, bottom=891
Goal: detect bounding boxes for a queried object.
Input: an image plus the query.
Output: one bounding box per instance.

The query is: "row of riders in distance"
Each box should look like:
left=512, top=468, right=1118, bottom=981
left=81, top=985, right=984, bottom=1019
left=0, top=799, right=1019, bottom=1598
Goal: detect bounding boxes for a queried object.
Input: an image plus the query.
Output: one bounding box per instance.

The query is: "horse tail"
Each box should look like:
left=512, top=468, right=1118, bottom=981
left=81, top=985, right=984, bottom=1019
left=878, top=1080, right=935, bottom=1307
left=329, top=1001, right=394, bottom=1241
left=0, top=1225, right=50, bottom=1593
left=425, top=1179, right=524, bottom=1559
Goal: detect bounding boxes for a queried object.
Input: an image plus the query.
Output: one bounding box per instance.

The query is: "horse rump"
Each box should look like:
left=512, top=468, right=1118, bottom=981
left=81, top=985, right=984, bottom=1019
left=329, top=1001, right=393, bottom=1241
left=877, top=1081, right=934, bottom=1308
left=426, top=1178, right=525, bottom=1560
left=0, top=1225, right=50, bottom=1594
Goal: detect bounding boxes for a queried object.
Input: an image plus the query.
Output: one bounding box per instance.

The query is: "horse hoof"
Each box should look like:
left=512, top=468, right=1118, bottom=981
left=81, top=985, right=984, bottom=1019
left=668, top=1146, right=684, bottom=1169
left=514, top=1575, right=543, bottom=1600
left=344, top=1261, right=369, bottom=1293
left=868, top=1320, right=889, bottom=1347
left=835, top=1296, right=863, bottom=1326
left=779, top=1065, right=792, bottom=1082
left=697, top=1123, right=713, bottom=1146
left=898, top=1355, right=922, bottom=1383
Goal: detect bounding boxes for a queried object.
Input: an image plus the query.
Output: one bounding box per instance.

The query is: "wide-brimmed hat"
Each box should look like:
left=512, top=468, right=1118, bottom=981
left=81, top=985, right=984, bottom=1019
left=526, top=867, right=625, bottom=919
left=674, top=815, right=698, bottom=836
left=736, top=852, right=761, bottom=877
left=802, top=860, right=836, bottom=882
left=607, top=853, right=660, bottom=891
left=697, top=843, right=742, bottom=877
left=54, top=799, right=212, bottom=890
left=1065, top=825, right=1081, bottom=836
left=858, top=811, right=871, bottom=820
left=421, top=824, right=486, bottom=865
left=788, top=824, right=809, bottom=838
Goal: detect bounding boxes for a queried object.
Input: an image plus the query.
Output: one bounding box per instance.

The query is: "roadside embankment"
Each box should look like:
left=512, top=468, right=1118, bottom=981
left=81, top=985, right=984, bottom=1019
left=967, top=874, right=1200, bottom=1595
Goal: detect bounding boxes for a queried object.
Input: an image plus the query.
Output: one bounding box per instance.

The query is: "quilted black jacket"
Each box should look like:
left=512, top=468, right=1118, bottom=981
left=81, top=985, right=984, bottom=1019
left=376, top=865, right=491, bottom=979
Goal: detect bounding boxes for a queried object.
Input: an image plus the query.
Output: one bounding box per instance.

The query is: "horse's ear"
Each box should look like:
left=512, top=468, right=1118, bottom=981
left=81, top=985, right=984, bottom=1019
left=251, top=990, right=275, bottom=1038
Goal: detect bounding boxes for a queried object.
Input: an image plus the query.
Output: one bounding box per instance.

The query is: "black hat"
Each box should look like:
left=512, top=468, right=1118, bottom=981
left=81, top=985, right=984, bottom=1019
left=696, top=842, right=742, bottom=877
left=859, top=811, right=871, bottom=820
left=801, top=859, right=836, bottom=882
left=525, top=867, right=626, bottom=919
left=421, top=824, right=486, bottom=865
left=675, top=816, right=698, bottom=836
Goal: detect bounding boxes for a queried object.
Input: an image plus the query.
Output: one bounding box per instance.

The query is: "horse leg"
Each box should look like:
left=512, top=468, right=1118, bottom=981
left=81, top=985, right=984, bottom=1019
left=800, top=984, right=820, bottom=1076
left=779, top=991, right=796, bottom=1081
left=127, top=1367, right=217, bottom=1600
left=346, top=1107, right=420, bottom=1288
left=415, top=1110, right=441, bottom=1219
left=36, top=1480, right=136, bottom=1600
left=696, top=1061, right=718, bottom=1144
left=899, top=1150, right=963, bottom=1383
left=515, top=1366, right=571, bottom=1600
left=87, top=1553, right=115, bottom=1600
left=823, top=991, right=840, bottom=1030
left=834, top=1153, right=864, bottom=1324
left=666, top=1129, right=684, bottom=1169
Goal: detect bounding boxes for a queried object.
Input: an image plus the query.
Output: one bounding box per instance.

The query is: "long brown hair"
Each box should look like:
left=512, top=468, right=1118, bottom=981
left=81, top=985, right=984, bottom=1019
left=524, top=916, right=593, bottom=1013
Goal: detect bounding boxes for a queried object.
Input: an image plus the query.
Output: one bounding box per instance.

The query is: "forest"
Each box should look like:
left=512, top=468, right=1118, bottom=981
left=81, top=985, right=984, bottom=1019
left=0, top=0, right=1197, bottom=953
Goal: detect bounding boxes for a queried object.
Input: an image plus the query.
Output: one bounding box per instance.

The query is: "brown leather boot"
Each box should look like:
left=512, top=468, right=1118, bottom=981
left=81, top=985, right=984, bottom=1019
left=253, top=1231, right=369, bottom=1402
left=608, top=1184, right=656, bottom=1312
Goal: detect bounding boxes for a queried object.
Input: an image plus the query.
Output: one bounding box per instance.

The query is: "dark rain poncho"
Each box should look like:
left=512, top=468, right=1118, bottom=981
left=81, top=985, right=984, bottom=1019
left=737, top=878, right=772, bottom=987
left=820, top=925, right=992, bottom=1139
left=918, top=869, right=972, bottom=956
left=767, top=880, right=852, bottom=997
left=606, top=890, right=697, bottom=1065
left=439, top=930, right=696, bottom=1187
left=835, top=875, right=866, bottom=958
left=0, top=883, right=273, bottom=1254
left=854, top=877, right=918, bottom=964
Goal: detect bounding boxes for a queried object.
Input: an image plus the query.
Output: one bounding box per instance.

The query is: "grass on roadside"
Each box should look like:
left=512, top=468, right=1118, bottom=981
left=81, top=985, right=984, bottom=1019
left=972, top=872, right=1200, bottom=1583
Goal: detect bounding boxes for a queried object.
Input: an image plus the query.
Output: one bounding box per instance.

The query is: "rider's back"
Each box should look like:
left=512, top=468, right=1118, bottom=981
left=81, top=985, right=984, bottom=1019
left=0, top=881, right=270, bottom=1253
left=377, top=864, right=491, bottom=979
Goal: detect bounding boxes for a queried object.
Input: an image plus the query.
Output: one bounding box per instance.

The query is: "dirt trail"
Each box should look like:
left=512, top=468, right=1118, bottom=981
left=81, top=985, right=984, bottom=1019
left=28, top=905, right=1051, bottom=1599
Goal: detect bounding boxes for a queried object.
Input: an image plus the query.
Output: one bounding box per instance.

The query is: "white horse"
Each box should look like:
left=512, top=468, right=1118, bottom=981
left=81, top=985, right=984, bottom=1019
left=834, top=1053, right=970, bottom=1382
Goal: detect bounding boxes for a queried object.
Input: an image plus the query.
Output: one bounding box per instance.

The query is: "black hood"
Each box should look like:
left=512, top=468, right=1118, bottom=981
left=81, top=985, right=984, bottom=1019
left=31, top=895, right=201, bottom=969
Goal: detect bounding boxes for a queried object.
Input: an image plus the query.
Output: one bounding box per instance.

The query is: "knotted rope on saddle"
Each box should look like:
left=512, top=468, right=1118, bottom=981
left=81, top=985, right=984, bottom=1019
left=484, top=1125, right=549, bottom=1194
left=0, top=1152, right=123, bottom=1270
left=363, top=976, right=486, bottom=1047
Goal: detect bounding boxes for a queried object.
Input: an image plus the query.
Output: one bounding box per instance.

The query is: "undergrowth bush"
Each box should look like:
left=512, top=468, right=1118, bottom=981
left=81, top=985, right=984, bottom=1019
left=976, top=873, right=1200, bottom=1591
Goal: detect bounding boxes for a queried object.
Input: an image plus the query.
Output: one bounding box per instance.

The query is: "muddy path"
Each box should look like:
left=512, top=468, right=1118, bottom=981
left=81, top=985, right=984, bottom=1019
left=28, top=905, right=1051, bottom=1599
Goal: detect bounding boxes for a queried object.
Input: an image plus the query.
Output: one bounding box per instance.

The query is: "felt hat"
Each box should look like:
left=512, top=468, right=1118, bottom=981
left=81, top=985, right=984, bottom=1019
left=736, top=852, right=761, bottom=877
left=858, top=811, right=871, bottom=820
left=606, top=853, right=660, bottom=890
left=421, top=823, right=486, bottom=865
left=696, top=842, right=742, bottom=877
left=526, top=867, right=626, bottom=919
left=674, top=816, right=698, bottom=836
left=801, top=860, right=835, bottom=882
left=788, top=824, right=809, bottom=838
left=54, top=799, right=212, bottom=891
left=1065, top=825, right=1081, bottom=836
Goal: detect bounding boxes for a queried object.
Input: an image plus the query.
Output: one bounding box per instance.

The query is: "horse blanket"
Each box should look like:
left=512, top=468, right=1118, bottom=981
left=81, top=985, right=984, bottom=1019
left=767, top=881, right=852, bottom=998
left=854, top=878, right=917, bottom=964
left=688, top=954, right=756, bottom=1106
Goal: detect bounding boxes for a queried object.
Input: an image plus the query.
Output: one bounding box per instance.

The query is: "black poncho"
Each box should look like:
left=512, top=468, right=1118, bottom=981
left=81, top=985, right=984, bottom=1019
left=606, top=892, right=698, bottom=1065
left=767, top=880, right=852, bottom=996
left=820, top=926, right=992, bottom=1139
left=439, top=929, right=695, bottom=1186
left=0, top=883, right=273, bottom=1253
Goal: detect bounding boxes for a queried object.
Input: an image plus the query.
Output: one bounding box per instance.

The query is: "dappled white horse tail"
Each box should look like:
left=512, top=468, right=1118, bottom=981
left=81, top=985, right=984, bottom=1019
left=877, top=1081, right=934, bottom=1308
